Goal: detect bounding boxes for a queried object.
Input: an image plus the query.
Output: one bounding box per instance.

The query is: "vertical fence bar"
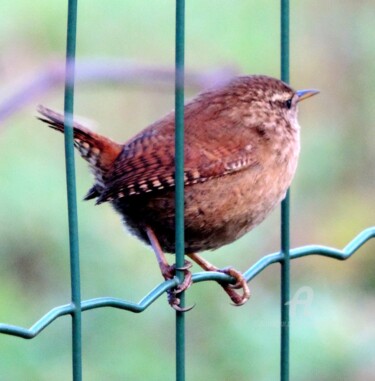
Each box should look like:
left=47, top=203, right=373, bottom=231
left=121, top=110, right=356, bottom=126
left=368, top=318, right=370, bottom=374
left=280, top=1, right=290, bottom=381
left=64, top=0, right=82, bottom=380
left=175, top=1, right=186, bottom=381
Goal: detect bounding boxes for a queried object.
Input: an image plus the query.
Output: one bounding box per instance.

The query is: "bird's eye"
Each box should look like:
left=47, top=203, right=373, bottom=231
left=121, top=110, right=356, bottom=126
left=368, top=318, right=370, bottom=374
left=285, top=98, right=293, bottom=109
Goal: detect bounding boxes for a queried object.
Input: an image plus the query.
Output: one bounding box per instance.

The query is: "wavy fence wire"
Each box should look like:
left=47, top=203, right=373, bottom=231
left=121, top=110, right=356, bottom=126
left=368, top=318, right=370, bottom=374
left=1, top=2, right=374, bottom=381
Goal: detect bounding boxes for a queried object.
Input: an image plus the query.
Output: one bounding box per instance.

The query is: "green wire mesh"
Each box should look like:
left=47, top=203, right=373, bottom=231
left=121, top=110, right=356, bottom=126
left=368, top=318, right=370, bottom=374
left=280, top=1, right=290, bottom=379
left=63, top=0, right=82, bottom=379
left=1, top=227, right=374, bottom=337
left=174, top=1, right=186, bottom=380
left=0, top=2, right=374, bottom=381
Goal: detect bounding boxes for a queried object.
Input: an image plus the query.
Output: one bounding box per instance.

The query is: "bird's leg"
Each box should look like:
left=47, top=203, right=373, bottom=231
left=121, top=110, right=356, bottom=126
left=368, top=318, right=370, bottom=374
left=187, top=253, right=250, bottom=306
left=146, top=227, right=193, bottom=311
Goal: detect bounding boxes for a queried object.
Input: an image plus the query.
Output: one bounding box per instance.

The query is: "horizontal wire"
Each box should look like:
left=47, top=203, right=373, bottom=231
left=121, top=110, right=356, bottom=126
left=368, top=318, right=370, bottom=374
left=0, top=226, right=374, bottom=339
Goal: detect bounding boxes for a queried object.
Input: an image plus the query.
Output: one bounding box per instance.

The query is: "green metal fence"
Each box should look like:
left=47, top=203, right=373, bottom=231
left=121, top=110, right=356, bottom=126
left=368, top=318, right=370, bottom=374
left=1, top=1, right=374, bottom=381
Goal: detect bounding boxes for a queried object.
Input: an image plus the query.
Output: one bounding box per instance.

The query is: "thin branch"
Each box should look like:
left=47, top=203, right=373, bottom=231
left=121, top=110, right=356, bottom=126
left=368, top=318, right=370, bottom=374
left=0, top=59, right=238, bottom=124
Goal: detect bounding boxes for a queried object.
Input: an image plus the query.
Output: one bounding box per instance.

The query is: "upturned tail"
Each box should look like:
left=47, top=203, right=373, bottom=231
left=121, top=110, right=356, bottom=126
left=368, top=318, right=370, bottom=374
left=37, top=105, right=122, bottom=172
left=37, top=105, right=123, bottom=201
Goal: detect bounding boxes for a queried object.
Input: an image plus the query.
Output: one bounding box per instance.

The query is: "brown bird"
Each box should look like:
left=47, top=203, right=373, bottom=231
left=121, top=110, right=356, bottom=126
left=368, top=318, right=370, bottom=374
left=37, top=75, right=318, bottom=310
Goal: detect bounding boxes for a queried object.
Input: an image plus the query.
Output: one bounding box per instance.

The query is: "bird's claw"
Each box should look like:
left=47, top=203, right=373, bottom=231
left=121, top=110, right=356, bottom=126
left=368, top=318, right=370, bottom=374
left=174, top=268, right=192, bottom=294
left=162, top=261, right=194, bottom=311
left=160, top=260, right=192, bottom=280
left=175, top=260, right=193, bottom=271
left=167, top=291, right=196, bottom=312
left=218, top=267, right=250, bottom=306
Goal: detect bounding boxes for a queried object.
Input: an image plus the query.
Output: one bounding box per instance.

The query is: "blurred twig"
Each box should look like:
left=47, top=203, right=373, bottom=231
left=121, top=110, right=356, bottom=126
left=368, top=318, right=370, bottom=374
left=0, top=59, right=238, bottom=124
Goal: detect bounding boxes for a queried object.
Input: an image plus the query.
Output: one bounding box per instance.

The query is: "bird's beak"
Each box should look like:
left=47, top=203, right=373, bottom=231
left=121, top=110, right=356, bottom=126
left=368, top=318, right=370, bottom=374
left=296, top=89, right=320, bottom=102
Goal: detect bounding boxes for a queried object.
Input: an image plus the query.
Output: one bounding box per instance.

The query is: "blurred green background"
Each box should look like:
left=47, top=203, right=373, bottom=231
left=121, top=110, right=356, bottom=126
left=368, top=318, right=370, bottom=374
left=0, top=1, right=374, bottom=380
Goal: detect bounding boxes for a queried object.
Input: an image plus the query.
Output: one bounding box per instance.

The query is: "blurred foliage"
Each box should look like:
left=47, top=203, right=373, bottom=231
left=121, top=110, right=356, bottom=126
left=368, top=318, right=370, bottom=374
left=0, top=1, right=374, bottom=380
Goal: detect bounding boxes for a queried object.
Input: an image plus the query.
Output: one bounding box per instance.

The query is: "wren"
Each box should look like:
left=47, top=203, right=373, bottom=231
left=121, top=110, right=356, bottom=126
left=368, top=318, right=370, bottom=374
left=38, top=75, right=318, bottom=310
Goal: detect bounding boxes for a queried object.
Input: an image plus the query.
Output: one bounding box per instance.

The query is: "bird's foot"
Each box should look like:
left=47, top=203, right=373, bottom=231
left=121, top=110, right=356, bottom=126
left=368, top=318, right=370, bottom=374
left=218, top=267, right=250, bottom=306
left=146, top=227, right=194, bottom=311
left=186, top=253, right=250, bottom=307
left=161, top=261, right=194, bottom=312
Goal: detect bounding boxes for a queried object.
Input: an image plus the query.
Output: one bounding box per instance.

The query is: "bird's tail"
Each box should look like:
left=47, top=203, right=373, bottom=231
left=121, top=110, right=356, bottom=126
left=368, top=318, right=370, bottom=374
left=37, top=105, right=122, bottom=173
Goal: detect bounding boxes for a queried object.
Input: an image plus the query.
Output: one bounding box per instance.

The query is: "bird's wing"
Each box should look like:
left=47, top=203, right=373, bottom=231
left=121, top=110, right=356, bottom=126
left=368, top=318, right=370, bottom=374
left=96, top=122, right=260, bottom=204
